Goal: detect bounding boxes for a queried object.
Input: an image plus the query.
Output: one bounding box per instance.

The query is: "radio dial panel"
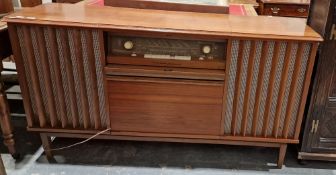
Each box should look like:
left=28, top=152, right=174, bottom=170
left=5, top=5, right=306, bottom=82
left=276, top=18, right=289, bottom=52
left=109, top=35, right=226, bottom=60
left=108, top=34, right=227, bottom=69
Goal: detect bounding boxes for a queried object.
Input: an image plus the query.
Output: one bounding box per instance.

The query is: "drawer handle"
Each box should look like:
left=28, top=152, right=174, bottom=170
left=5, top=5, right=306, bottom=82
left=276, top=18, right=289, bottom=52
left=329, top=97, right=336, bottom=102
left=271, top=7, right=280, bottom=14
left=297, top=8, right=306, bottom=13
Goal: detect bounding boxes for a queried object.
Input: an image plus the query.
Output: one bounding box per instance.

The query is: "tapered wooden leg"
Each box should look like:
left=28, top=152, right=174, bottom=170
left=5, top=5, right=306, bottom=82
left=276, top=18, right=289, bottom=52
left=40, top=133, right=53, bottom=159
left=0, top=154, right=6, bottom=175
left=0, top=80, right=16, bottom=157
left=277, top=144, right=287, bottom=168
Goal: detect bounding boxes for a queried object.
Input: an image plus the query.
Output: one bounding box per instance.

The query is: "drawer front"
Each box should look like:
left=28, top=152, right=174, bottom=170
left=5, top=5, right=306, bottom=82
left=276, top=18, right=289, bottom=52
left=263, top=4, right=309, bottom=17
left=108, top=77, right=224, bottom=135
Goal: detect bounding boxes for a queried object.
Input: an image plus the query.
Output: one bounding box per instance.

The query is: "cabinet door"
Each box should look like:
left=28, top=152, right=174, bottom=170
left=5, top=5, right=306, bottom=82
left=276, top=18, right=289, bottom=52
left=107, top=76, right=224, bottom=136
left=300, top=0, right=336, bottom=155
left=311, top=109, right=336, bottom=152
left=310, top=41, right=336, bottom=153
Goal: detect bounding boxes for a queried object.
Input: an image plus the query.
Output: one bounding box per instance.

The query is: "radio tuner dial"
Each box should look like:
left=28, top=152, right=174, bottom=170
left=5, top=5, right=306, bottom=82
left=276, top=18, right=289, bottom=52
left=123, top=40, right=134, bottom=50
left=202, top=45, right=212, bottom=54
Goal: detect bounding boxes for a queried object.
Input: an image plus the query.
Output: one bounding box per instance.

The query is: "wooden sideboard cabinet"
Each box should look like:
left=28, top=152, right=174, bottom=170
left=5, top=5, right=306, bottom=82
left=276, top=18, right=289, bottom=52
left=259, top=0, right=310, bottom=17
left=299, top=0, right=336, bottom=161
left=3, top=3, right=321, bottom=168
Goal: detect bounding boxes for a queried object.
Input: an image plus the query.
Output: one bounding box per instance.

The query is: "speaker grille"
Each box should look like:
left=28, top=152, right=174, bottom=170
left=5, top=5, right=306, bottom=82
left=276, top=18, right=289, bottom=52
left=224, top=39, right=313, bottom=139
left=15, top=25, right=108, bottom=130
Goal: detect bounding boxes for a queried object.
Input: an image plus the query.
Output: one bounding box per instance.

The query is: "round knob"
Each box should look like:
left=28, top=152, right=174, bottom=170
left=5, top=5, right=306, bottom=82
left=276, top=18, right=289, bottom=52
left=123, top=41, right=134, bottom=50
left=202, top=45, right=211, bottom=54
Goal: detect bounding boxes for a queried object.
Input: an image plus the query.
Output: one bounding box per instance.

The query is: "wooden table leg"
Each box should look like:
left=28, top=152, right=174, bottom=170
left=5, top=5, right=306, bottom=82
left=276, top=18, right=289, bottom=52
left=277, top=144, right=287, bottom=168
left=0, top=154, right=6, bottom=175
left=0, top=62, right=16, bottom=158
left=40, top=133, right=53, bottom=159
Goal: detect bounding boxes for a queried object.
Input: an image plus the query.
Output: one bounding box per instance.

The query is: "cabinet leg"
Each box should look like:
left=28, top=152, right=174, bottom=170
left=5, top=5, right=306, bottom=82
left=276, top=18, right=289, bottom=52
left=277, top=144, right=287, bottom=168
left=0, top=81, right=16, bottom=158
left=40, top=133, right=53, bottom=159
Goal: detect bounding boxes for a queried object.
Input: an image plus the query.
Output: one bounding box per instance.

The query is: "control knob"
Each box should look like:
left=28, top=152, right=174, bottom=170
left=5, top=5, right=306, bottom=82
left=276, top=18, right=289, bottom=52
left=123, top=40, right=134, bottom=50
left=202, top=45, right=212, bottom=54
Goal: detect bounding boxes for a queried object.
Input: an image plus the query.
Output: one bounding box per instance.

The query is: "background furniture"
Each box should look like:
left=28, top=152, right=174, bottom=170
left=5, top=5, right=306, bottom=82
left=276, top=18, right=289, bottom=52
left=0, top=19, right=16, bottom=175
left=0, top=61, right=9, bottom=175
left=299, top=0, right=336, bottom=161
left=259, top=0, right=310, bottom=17
left=0, top=0, right=14, bottom=14
left=0, top=21, right=17, bottom=158
left=20, top=0, right=42, bottom=7
left=0, top=23, right=12, bottom=59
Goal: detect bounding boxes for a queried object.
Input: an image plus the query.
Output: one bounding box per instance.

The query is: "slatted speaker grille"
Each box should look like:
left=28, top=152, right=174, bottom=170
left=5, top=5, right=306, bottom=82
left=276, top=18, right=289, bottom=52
left=15, top=25, right=108, bottom=130
left=224, top=40, right=312, bottom=139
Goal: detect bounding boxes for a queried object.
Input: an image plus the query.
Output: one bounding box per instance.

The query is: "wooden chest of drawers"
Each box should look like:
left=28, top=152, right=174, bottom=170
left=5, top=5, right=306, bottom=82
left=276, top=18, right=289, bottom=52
left=260, top=0, right=310, bottom=17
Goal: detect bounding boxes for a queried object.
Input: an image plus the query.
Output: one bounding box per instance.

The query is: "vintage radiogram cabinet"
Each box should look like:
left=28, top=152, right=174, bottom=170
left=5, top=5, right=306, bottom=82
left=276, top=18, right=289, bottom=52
left=2, top=3, right=321, bottom=167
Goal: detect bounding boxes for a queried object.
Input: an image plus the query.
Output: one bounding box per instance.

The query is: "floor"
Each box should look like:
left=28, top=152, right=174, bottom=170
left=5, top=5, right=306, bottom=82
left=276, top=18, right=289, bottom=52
left=1, top=117, right=336, bottom=175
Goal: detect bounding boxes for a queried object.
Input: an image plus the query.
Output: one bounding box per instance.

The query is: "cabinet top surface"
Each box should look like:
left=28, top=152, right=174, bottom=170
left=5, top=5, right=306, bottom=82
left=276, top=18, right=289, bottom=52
left=3, top=3, right=321, bottom=41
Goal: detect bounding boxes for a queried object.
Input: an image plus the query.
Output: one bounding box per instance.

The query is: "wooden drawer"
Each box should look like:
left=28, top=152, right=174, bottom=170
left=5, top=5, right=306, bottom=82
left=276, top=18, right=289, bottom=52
left=107, top=76, right=224, bottom=135
left=263, top=4, right=309, bottom=17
